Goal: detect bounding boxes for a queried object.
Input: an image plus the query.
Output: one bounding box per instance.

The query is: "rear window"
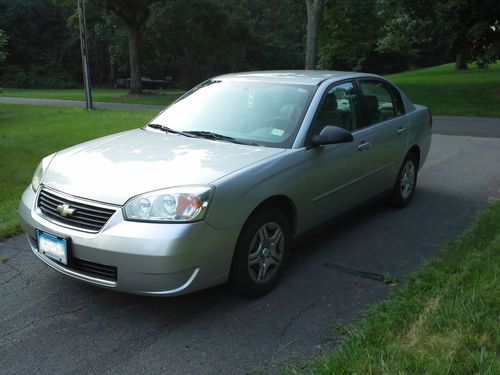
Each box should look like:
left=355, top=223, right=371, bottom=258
left=359, top=80, right=404, bottom=126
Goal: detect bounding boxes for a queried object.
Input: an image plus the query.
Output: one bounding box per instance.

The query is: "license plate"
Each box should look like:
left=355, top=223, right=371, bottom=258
left=36, top=230, right=68, bottom=265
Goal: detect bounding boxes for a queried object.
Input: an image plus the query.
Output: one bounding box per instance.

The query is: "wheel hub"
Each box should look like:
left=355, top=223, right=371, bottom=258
left=247, top=222, right=284, bottom=284
left=400, top=160, right=416, bottom=199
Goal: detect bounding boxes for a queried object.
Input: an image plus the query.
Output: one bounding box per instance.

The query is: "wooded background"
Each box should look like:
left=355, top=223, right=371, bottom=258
left=0, top=0, right=498, bottom=91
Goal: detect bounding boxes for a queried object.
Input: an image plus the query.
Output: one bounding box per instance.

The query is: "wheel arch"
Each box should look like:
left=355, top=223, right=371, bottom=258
left=249, top=195, right=298, bottom=235
left=229, top=194, right=296, bottom=296
left=408, top=145, right=421, bottom=168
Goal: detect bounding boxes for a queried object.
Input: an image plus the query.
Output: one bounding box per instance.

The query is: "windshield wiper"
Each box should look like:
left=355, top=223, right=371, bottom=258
left=148, top=125, right=258, bottom=146
left=147, top=123, right=196, bottom=138
left=184, top=131, right=259, bottom=146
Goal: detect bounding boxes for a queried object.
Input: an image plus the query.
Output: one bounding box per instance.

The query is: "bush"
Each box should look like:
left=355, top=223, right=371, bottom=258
left=0, top=65, right=79, bottom=88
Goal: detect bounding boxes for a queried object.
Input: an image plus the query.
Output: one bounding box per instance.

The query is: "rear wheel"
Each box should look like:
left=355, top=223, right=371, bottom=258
left=388, top=152, right=418, bottom=208
left=229, top=207, right=291, bottom=297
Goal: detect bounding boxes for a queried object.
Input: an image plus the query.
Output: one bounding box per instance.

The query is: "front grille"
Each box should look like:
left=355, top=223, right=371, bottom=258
left=70, top=257, right=117, bottom=281
left=37, top=189, right=116, bottom=232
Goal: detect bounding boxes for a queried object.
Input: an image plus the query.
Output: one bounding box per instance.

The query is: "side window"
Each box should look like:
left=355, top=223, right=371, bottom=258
left=311, top=81, right=359, bottom=137
left=359, top=81, right=404, bottom=126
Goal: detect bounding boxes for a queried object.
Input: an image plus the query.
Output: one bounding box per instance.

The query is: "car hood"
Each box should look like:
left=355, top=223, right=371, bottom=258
left=42, top=129, right=284, bottom=205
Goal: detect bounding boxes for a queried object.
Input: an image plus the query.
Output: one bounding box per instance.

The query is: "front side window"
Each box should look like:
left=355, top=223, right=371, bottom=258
left=149, top=80, right=316, bottom=148
left=359, top=80, right=404, bottom=126
left=310, top=81, right=359, bottom=138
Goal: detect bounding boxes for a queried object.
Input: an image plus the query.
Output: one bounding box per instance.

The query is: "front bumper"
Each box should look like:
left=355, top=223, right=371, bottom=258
left=18, top=186, right=241, bottom=296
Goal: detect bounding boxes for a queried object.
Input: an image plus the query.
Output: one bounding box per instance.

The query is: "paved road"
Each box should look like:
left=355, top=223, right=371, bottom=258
left=432, top=115, right=500, bottom=138
left=0, top=96, right=164, bottom=111
left=1, top=117, right=500, bottom=374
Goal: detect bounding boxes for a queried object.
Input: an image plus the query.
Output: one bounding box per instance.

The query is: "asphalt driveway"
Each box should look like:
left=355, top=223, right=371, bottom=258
left=1, top=117, right=500, bottom=374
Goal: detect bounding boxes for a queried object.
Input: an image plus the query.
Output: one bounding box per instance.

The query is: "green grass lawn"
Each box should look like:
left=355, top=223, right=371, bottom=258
left=285, top=201, right=500, bottom=375
left=387, top=62, right=500, bottom=117
left=0, top=104, right=157, bottom=238
left=0, top=88, right=184, bottom=106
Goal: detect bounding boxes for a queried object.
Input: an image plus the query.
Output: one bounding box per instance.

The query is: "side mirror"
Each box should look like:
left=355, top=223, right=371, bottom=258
left=310, top=126, right=353, bottom=147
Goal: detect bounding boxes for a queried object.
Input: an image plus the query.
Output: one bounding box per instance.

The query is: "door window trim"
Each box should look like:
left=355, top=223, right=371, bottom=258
left=355, top=78, right=406, bottom=130
left=305, top=79, right=361, bottom=146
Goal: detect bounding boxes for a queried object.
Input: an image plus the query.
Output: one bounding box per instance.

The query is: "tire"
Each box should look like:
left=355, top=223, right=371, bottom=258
left=388, top=152, right=418, bottom=208
left=229, top=207, right=291, bottom=297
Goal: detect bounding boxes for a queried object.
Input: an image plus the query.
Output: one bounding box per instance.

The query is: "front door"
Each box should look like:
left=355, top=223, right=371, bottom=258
left=305, top=81, right=374, bottom=226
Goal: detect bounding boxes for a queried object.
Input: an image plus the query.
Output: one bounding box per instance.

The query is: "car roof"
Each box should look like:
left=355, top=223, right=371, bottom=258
left=214, top=70, right=381, bottom=86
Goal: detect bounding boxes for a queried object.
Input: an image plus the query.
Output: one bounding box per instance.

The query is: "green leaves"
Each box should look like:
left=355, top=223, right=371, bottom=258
left=0, top=29, right=7, bottom=63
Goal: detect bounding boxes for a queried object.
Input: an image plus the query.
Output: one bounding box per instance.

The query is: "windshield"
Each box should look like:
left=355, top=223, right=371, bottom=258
left=149, top=80, right=316, bottom=148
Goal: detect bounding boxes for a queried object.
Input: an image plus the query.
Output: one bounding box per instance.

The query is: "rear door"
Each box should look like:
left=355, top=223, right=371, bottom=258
left=357, top=79, right=409, bottom=192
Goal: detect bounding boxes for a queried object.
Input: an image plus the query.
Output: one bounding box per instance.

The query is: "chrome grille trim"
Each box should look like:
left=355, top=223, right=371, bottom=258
left=36, top=187, right=118, bottom=233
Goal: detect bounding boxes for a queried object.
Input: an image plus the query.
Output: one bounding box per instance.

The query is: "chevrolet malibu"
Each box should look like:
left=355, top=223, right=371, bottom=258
left=19, top=71, right=432, bottom=297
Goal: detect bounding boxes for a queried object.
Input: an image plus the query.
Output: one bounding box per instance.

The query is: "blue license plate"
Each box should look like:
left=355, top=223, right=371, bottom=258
left=36, top=230, right=68, bottom=265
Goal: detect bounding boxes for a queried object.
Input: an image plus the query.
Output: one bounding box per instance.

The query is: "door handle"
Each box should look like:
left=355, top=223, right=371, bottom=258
left=397, top=127, right=407, bottom=135
left=358, top=141, right=371, bottom=151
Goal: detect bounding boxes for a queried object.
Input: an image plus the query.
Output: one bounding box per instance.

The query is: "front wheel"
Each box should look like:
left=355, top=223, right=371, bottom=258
left=229, top=207, right=291, bottom=297
left=388, top=153, right=418, bottom=208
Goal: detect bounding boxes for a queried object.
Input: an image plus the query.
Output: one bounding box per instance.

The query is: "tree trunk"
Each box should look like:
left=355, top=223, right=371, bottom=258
left=455, top=52, right=468, bottom=70
left=127, top=23, right=142, bottom=94
left=305, top=0, right=325, bottom=70
left=109, top=58, right=115, bottom=84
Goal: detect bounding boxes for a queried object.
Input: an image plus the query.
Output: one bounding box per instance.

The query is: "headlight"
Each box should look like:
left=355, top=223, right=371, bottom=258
left=31, top=154, right=55, bottom=192
left=123, top=186, right=213, bottom=222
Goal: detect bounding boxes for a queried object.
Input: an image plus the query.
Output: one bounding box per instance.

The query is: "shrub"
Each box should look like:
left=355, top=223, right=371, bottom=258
left=0, top=65, right=79, bottom=88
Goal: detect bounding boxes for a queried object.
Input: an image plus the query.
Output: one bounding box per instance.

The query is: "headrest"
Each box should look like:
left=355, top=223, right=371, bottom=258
left=364, top=95, right=378, bottom=114
left=321, top=92, right=337, bottom=112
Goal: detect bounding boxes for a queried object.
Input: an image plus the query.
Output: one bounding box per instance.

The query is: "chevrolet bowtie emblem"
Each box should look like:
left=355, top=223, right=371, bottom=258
left=56, top=203, right=76, bottom=217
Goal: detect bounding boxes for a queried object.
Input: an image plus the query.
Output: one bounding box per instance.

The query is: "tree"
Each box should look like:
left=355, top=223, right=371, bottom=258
left=0, top=29, right=7, bottom=63
left=305, top=0, right=326, bottom=69
left=0, top=0, right=80, bottom=88
left=376, top=0, right=500, bottom=70
left=319, top=0, right=383, bottom=72
left=375, top=0, right=449, bottom=72
left=245, top=0, right=306, bottom=71
left=94, top=0, right=161, bottom=93
left=434, top=0, right=500, bottom=69
left=145, top=0, right=251, bottom=87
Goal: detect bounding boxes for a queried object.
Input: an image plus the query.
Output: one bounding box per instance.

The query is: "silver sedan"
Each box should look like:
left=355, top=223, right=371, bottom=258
left=19, top=71, right=432, bottom=296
